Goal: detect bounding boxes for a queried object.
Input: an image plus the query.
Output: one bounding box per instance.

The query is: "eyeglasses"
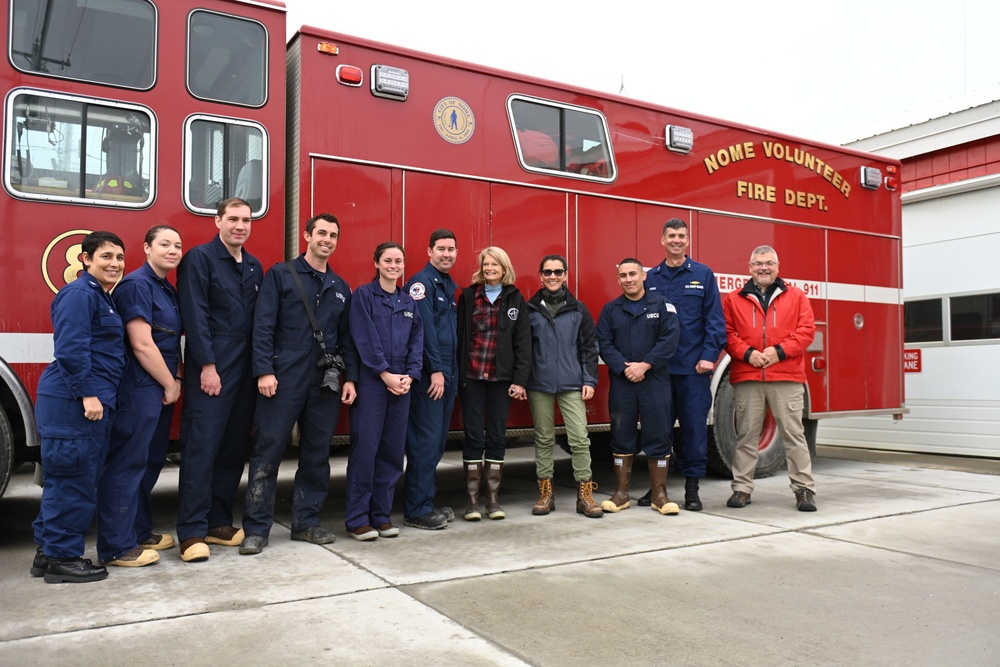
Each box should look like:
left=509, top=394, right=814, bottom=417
left=750, top=261, right=777, bottom=269
left=541, top=269, right=566, bottom=277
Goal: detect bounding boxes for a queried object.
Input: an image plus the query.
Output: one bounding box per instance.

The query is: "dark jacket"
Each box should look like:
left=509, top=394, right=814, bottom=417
left=457, top=283, right=532, bottom=386
left=177, top=234, right=262, bottom=369
left=596, top=290, right=679, bottom=381
left=252, top=255, right=359, bottom=383
left=645, top=256, right=726, bottom=375
left=403, top=262, right=457, bottom=379
left=350, top=280, right=423, bottom=381
left=526, top=288, right=598, bottom=393
left=37, top=274, right=125, bottom=406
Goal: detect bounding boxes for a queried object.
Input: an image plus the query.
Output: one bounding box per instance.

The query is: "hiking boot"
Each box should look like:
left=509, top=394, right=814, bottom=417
left=576, top=480, right=603, bottom=518
left=532, top=478, right=555, bottom=515
left=727, top=491, right=752, bottom=508
left=794, top=488, right=817, bottom=512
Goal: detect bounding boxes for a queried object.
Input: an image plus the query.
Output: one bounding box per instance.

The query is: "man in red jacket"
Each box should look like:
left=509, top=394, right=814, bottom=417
left=722, top=245, right=817, bottom=511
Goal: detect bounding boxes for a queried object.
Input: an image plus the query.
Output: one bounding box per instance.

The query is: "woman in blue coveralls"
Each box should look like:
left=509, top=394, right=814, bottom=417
left=31, top=231, right=126, bottom=584
left=345, top=242, right=423, bottom=541
left=95, top=226, right=183, bottom=567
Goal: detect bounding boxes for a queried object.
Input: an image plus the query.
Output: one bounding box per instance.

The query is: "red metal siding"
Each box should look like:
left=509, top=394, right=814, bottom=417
left=902, top=136, right=1000, bottom=191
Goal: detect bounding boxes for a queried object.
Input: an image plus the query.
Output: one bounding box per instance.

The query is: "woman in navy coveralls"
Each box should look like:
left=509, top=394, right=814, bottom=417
left=96, top=226, right=183, bottom=567
left=345, top=242, right=423, bottom=540
left=31, top=232, right=126, bottom=584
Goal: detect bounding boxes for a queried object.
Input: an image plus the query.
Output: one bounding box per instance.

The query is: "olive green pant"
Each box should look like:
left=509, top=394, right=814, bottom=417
left=527, top=390, right=592, bottom=482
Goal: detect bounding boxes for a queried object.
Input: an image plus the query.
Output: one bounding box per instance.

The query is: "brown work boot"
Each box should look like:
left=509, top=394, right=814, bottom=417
left=179, top=538, right=210, bottom=563
left=463, top=460, right=483, bottom=521
left=600, top=453, right=633, bottom=513
left=484, top=460, right=505, bottom=520
left=532, top=478, right=555, bottom=515
left=576, top=480, right=603, bottom=518
left=205, top=525, right=244, bottom=547
left=648, top=457, right=680, bottom=515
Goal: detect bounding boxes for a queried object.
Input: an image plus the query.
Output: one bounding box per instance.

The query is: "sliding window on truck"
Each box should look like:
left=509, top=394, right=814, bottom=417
left=4, top=89, right=154, bottom=208
left=508, top=95, right=616, bottom=183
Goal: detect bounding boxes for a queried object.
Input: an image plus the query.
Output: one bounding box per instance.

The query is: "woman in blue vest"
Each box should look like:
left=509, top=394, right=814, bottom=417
left=31, top=231, right=126, bottom=584
left=345, top=242, right=423, bottom=540
left=96, top=225, right=183, bottom=567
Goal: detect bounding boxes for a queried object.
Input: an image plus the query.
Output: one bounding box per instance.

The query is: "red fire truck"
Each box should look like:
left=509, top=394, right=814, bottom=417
left=0, top=0, right=903, bottom=497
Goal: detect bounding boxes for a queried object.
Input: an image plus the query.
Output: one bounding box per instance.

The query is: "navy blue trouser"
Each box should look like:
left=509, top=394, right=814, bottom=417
left=403, top=372, right=457, bottom=519
left=176, top=359, right=255, bottom=542
left=459, top=379, right=512, bottom=461
left=608, top=374, right=672, bottom=458
left=33, top=395, right=114, bottom=559
left=345, top=377, right=410, bottom=531
left=668, top=373, right=712, bottom=478
left=242, top=379, right=340, bottom=537
left=97, top=382, right=172, bottom=561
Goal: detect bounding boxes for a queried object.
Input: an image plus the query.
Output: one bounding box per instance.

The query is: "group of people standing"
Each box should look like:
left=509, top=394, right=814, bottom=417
left=31, top=202, right=818, bottom=585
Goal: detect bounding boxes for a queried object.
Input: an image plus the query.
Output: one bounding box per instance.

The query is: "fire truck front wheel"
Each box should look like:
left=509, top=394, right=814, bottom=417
left=0, top=408, right=13, bottom=499
left=706, top=370, right=785, bottom=479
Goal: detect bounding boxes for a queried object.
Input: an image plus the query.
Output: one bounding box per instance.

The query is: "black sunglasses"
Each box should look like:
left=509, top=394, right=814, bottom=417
left=541, top=269, right=565, bottom=277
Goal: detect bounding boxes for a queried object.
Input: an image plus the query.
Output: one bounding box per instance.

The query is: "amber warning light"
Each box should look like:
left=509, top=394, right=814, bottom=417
left=317, top=42, right=340, bottom=55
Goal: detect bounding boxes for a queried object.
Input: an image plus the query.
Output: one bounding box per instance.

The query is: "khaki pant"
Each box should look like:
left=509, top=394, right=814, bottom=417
left=528, top=390, right=592, bottom=482
left=731, top=381, right=814, bottom=494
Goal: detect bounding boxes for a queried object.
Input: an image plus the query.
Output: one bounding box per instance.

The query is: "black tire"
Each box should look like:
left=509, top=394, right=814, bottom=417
left=0, top=409, right=14, bottom=500
left=706, top=369, right=784, bottom=479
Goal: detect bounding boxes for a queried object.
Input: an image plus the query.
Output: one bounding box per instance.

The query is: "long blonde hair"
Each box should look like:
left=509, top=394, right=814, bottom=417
left=471, top=246, right=516, bottom=286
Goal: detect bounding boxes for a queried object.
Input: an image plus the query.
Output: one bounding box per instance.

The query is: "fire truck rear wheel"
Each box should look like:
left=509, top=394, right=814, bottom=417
left=0, top=409, right=14, bottom=499
left=706, top=369, right=784, bottom=479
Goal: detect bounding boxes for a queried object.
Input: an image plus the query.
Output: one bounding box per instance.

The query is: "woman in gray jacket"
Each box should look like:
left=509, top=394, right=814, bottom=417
left=525, top=255, right=601, bottom=518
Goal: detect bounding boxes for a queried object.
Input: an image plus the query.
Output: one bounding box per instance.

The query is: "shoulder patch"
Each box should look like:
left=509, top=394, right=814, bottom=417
left=409, top=282, right=427, bottom=300
left=665, top=303, right=677, bottom=313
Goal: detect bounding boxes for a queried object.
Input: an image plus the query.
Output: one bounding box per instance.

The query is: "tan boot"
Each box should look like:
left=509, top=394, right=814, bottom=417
left=600, top=453, right=633, bottom=513
left=576, top=480, right=603, bottom=518
left=532, top=478, right=555, bottom=515
left=648, top=457, right=680, bottom=515
left=463, top=460, right=483, bottom=521
left=484, top=460, right=505, bottom=520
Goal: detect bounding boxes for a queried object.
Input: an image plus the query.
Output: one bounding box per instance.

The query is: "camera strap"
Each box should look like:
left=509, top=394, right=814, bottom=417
left=286, top=261, right=329, bottom=354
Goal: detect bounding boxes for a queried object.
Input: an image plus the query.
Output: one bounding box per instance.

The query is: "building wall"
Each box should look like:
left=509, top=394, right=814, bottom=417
left=818, top=184, right=1000, bottom=457
left=903, top=136, right=1000, bottom=191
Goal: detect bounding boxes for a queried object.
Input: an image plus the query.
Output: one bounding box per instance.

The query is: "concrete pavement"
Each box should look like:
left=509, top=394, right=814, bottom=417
left=1, top=447, right=998, bottom=666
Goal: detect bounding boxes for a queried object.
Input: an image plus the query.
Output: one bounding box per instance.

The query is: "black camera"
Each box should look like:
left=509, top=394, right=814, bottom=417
left=317, top=353, right=346, bottom=395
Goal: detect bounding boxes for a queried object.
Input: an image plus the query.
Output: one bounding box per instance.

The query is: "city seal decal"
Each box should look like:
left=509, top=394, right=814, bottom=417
left=433, top=97, right=476, bottom=144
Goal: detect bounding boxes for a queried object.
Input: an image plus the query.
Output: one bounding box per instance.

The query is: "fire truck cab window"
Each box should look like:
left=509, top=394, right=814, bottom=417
left=9, top=0, right=156, bottom=89
left=5, top=90, right=153, bottom=207
left=904, top=298, right=943, bottom=344
left=187, top=11, right=267, bottom=107
left=508, top=97, right=616, bottom=182
left=184, top=116, right=267, bottom=217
